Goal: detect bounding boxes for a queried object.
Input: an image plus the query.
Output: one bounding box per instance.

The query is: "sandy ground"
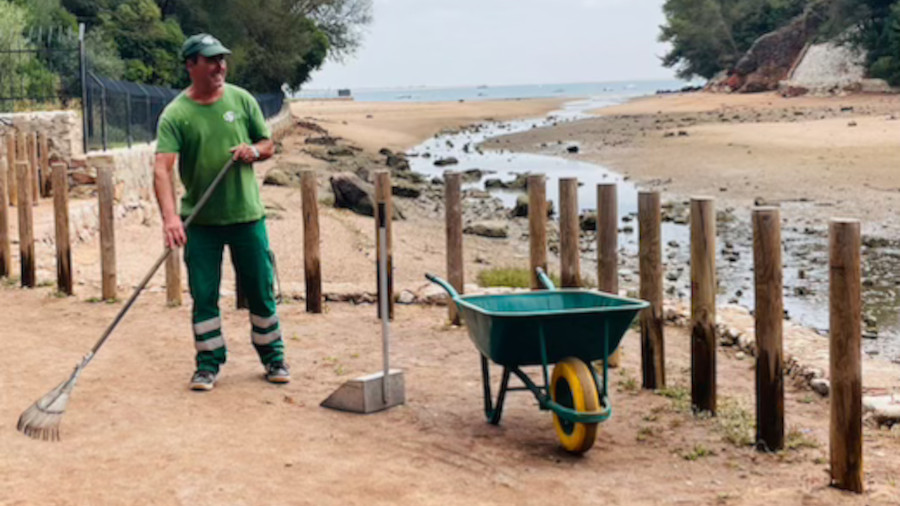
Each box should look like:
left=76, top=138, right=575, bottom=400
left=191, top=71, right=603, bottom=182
left=2, top=96, right=900, bottom=504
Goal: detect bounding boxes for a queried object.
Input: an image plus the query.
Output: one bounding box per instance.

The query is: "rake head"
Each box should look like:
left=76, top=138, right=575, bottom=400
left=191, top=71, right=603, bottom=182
left=17, top=375, right=78, bottom=442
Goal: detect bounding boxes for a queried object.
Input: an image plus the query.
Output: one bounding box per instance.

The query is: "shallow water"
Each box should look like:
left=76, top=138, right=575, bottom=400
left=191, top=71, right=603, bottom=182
left=407, top=98, right=900, bottom=362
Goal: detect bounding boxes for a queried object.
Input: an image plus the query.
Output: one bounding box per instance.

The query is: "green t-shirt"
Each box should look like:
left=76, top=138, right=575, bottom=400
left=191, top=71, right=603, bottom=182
left=156, top=84, right=271, bottom=225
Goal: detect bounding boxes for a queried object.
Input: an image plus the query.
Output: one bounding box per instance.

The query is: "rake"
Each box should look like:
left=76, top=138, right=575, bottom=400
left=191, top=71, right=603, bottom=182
left=17, top=159, right=235, bottom=441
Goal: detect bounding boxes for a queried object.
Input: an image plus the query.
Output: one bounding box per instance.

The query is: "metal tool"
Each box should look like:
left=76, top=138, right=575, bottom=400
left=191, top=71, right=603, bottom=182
left=321, top=202, right=405, bottom=413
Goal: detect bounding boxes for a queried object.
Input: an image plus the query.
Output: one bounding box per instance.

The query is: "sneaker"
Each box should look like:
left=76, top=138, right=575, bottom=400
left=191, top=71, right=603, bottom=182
left=190, top=370, right=217, bottom=391
left=265, top=361, right=291, bottom=384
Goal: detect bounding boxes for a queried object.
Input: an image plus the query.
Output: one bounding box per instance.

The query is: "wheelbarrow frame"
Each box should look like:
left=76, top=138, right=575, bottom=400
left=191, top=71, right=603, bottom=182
left=426, top=269, right=649, bottom=427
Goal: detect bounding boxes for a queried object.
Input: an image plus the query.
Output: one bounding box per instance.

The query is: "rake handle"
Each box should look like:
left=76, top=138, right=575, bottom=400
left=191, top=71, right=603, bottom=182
left=84, top=158, right=236, bottom=362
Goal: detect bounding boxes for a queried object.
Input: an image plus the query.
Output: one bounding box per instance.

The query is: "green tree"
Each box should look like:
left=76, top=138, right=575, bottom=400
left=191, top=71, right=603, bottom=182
left=167, top=0, right=331, bottom=92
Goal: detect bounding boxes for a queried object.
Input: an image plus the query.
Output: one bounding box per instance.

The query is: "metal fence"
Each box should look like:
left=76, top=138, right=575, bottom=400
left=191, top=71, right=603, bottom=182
left=0, top=24, right=84, bottom=112
left=85, top=74, right=285, bottom=152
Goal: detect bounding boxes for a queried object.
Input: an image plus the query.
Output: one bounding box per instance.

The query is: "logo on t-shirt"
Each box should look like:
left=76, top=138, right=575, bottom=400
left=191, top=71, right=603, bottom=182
left=223, top=111, right=236, bottom=123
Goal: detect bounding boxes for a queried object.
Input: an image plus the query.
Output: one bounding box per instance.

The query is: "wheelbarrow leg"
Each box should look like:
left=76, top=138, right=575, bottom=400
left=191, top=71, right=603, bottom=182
left=481, top=355, right=511, bottom=425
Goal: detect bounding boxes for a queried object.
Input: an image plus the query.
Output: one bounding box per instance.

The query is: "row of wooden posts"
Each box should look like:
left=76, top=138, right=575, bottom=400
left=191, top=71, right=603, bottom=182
left=441, top=173, right=862, bottom=494
left=0, top=154, right=862, bottom=492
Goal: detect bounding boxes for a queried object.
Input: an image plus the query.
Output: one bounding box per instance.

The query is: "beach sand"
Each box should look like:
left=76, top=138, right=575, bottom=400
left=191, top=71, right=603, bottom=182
left=2, top=95, right=899, bottom=504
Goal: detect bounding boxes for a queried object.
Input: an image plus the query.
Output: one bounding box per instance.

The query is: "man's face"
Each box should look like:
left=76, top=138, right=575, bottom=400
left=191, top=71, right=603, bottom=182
left=187, top=54, right=227, bottom=89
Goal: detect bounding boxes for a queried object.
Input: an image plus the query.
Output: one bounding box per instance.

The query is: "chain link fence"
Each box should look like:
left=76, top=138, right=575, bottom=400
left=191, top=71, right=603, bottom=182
left=85, top=73, right=285, bottom=152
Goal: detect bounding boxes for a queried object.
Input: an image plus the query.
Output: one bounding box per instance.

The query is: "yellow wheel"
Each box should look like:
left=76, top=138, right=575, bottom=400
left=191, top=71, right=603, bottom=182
left=550, top=357, right=600, bottom=453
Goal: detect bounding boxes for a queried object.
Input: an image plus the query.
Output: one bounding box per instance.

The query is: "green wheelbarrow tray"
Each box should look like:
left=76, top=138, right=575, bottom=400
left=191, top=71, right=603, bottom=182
left=426, top=270, right=649, bottom=428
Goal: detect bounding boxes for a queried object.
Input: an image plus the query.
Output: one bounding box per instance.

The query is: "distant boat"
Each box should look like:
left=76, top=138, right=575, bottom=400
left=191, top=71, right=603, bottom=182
left=476, top=85, right=488, bottom=89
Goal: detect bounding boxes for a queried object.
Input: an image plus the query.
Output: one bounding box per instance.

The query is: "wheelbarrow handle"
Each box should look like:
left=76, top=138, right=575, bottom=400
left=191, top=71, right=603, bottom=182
left=425, top=273, right=461, bottom=300
left=535, top=267, right=556, bottom=290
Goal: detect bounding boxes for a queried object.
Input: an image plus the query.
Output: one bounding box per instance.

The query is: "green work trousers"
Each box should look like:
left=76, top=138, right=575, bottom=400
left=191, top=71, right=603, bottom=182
left=184, top=218, right=283, bottom=372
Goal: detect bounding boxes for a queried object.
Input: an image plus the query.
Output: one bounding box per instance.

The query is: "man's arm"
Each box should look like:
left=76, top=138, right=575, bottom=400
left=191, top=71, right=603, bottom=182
left=153, top=152, right=186, bottom=249
left=230, top=138, right=274, bottom=164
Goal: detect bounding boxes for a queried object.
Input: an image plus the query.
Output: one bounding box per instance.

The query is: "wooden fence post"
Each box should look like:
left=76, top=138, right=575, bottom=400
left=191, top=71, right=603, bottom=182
left=829, top=218, right=863, bottom=493
left=28, top=132, right=38, bottom=202
left=691, top=197, right=716, bottom=414
left=528, top=174, right=547, bottom=289
left=374, top=170, right=394, bottom=320
left=97, top=164, right=117, bottom=301
left=39, top=133, right=50, bottom=197
left=0, top=157, right=9, bottom=278
left=445, top=171, right=463, bottom=325
left=16, top=161, right=34, bottom=288
left=559, top=177, right=580, bottom=288
left=753, top=207, right=783, bottom=451
left=52, top=162, right=73, bottom=295
left=165, top=174, right=181, bottom=307
left=5, top=133, right=15, bottom=206
left=639, top=191, right=664, bottom=389
left=597, top=183, right=621, bottom=367
left=301, top=170, right=322, bottom=314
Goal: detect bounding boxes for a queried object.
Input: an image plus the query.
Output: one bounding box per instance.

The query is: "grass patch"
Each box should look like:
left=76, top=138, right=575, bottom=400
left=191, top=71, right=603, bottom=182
left=681, top=444, right=714, bottom=461
left=617, top=375, right=639, bottom=394
left=785, top=427, right=819, bottom=451
left=656, top=384, right=691, bottom=413
left=476, top=267, right=561, bottom=288
left=1, top=276, right=20, bottom=288
left=636, top=425, right=657, bottom=442
left=85, top=297, right=103, bottom=303
left=715, top=397, right=755, bottom=447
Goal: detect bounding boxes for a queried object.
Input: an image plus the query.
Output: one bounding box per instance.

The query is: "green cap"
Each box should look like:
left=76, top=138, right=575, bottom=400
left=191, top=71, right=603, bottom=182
left=180, top=33, right=231, bottom=61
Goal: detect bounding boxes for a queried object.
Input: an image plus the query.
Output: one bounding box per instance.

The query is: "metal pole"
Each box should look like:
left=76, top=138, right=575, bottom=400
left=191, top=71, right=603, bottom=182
left=78, top=24, right=88, bottom=154
left=378, top=202, right=391, bottom=404
left=100, top=83, right=107, bottom=151
left=125, top=90, right=132, bottom=148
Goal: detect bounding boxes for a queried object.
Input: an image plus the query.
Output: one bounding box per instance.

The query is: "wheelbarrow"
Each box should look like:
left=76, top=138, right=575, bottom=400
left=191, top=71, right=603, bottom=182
left=426, top=268, right=649, bottom=453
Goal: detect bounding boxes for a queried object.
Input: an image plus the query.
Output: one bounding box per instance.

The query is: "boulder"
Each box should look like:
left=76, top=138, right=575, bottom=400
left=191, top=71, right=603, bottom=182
left=330, top=172, right=404, bottom=219
left=511, top=195, right=554, bottom=218
left=434, top=157, right=459, bottom=167
left=263, top=168, right=292, bottom=187
left=464, top=221, right=509, bottom=238
left=392, top=180, right=423, bottom=199
left=462, top=168, right=487, bottom=182
left=327, top=147, right=356, bottom=157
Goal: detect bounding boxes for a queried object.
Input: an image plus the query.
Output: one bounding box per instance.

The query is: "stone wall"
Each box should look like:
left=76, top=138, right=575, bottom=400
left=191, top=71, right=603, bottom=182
left=0, top=110, right=83, bottom=161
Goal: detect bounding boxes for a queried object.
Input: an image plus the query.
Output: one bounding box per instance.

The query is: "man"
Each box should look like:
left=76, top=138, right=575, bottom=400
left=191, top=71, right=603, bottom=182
left=153, top=33, right=289, bottom=391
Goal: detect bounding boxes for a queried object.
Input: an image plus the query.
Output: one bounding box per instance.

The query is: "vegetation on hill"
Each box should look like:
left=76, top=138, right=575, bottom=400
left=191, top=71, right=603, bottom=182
left=660, top=0, right=900, bottom=86
left=2, top=0, right=371, bottom=100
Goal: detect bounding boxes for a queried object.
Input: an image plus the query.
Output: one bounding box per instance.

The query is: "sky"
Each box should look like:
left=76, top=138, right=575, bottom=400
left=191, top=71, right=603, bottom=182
left=307, top=0, right=676, bottom=90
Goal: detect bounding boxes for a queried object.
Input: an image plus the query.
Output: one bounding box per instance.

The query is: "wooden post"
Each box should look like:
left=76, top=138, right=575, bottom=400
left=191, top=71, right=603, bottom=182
left=639, top=191, right=664, bottom=389
left=97, top=164, right=117, bottom=301
left=39, top=133, right=50, bottom=197
left=829, top=218, right=863, bottom=493
left=559, top=177, right=580, bottom=288
left=597, top=183, right=621, bottom=367
left=165, top=174, right=181, bottom=307
left=301, top=170, right=322, bottom=314
left=528, top=174, right=547, bottom=289
left=0, top=158, right=9, bottom=278
left=16, top=161, right=34, bottom=288
left=5, top=133, right=15, bottom=206
left=691, top=197, right=716, bottom=414
left=28, top=132, right=38, bottom=202
left=52, top=162, right=73, bottom=295
left=374, top=170, right=393, bottom=320
left=753, top=207, right=783, bottom=451
left=444, top=171, right=463, bottom=325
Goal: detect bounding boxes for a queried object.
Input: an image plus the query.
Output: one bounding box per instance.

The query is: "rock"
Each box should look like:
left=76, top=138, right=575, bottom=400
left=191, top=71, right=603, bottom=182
left=666, top=272, right=679, bottom=282
left=580, top=212, right=597, bottom=231
left=566, top=145, right=579, bottom=153
left=464, top=221, right=509, bottom=238
left=810, top=378, right=830, bottom=397
left=327, top=147, right=356, bottom=157
left=70, top=170, right=96, bottom=186
left=484, top=178, right=508, bottom=190
left=863, top=395, right=900, bottom=426
left=263, top=168, right=292, bottom=187
left=847, top=121, right=858, bottom=127
left=305, top=135, right=339, bottom=146
left=378, top=147, right=393, bottom=156
left=510, top=195, right=553, bottom=218
left=434, top=157, right=459, bottom=167
left=386, top=154, right=410, bottom=171
left=330, top=172, right=375, bottom=216
left=462, top=168, right=486, bottom=182
left=397, top=290, right=416, bottom=305
left=392, top=180, right=423, bottom=199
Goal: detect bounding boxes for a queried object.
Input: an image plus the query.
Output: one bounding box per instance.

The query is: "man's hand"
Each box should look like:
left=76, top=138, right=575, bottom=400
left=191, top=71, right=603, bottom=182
left=230, top=143, right=258, bottom=163
left=163, top=215, right=187, bottom=249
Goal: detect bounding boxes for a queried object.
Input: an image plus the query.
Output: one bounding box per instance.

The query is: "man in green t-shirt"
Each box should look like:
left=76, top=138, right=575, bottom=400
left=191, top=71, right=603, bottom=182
left=153, top=33, right=289, bottom=391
